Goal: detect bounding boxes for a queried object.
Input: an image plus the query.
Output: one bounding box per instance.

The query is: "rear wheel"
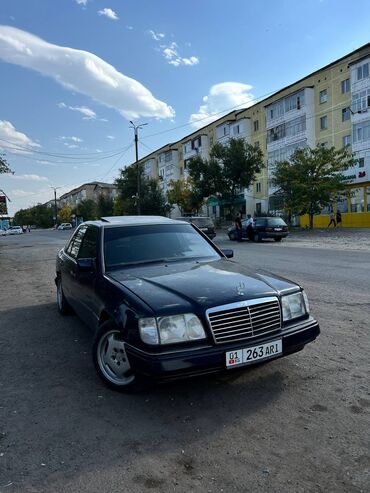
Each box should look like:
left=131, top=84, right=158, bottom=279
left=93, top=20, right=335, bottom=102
left=253, top=232, right=261, bottom=242
left=274, top=237, right=282, bottom=242
left=56, top=277, right=72, bottom=315
left=93, top=320, right=147, bottom=393
left=228, top=231, right=236, bottom=241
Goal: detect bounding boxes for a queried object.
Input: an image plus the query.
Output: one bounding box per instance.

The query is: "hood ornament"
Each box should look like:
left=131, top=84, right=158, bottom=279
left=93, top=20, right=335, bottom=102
left=237, top=282, right=245, bottom=296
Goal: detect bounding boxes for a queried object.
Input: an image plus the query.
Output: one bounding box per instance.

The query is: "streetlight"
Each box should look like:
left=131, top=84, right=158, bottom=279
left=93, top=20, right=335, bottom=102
left=50, top=186, right=61, bottom=228
left=129, top=121, right=148, bottom=214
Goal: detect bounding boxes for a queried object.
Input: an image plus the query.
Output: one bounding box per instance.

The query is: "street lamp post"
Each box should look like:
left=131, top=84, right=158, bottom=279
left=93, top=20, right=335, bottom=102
left=129, top=121, right=148, bottom=215
left=50, top=187, right=61, bottom=228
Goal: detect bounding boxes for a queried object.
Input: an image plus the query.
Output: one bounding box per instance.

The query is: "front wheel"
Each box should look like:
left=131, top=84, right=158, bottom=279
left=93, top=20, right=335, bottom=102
left=253, top=232, right=261, bottom=242
left=56, top=277, right=72, bottom=315
left=274, top=237, right=282, bottom=242
left=93, top=320, right=147, bottom=392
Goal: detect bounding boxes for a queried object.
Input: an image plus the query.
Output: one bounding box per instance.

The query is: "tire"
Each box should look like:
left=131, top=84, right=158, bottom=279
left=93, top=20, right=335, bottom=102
left=93, top=320, right=147, bottom=393
left=253, top=232, right=261, bottom=242
left=228, top=231, right=236, bottom=241
left=274, top=237, right=282, bottom=242
left=56, top=276, right=73, bottom=315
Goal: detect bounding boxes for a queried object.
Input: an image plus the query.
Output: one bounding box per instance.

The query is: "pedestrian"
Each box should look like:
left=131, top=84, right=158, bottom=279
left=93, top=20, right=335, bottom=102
left=245, top=214, right=254, bottom=241
left=336, top=211, right=342, bottom=227
left=327, top=212, right=336, bottom=228
left=234, top=211, right=242, bottom=242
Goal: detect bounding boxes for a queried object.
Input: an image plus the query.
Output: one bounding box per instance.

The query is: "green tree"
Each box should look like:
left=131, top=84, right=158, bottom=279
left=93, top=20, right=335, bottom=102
left=167, top=178, right=201, bottom=214
left=272, top=146, right=356, bottom=229
left=13, top=204, right=54, bottom=228
left=0, top=154, right=13, bottom=175
left=187, top=138, right=264, bottom=215
left=96, top=194, right=114, bottom=218
left=74, top=199, right=97, bottom=221
left=115, top=164, right=169, bottom=216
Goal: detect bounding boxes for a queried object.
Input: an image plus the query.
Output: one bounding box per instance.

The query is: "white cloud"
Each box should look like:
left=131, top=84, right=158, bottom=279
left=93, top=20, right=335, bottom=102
left=149, top=30, right=165, bottom=41
left=98, top=8, right=119, bottom=20
left=0, top=120, right=40, bottom=154
left=36, top=159, right=57, bottom=167
left=57, top=102, right=97, bottom=120
left=189, top=82, right=255, bottom=129
left=158, top=40, right=199, bottom=67
left=8, top=174, right=48, bottom=182
left=106, top=135, right=115, bottom=140
left=76, top=0, right=88, bottom=5
left=60, top=136, right=83, bottom=143
left=0, top=26, right=174, bottom=120
left=126, top=25, right=133, bottom=31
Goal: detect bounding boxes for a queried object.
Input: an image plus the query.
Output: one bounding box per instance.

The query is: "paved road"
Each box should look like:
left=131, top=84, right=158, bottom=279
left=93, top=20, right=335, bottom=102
left=0, top=230, right=369, bottom=493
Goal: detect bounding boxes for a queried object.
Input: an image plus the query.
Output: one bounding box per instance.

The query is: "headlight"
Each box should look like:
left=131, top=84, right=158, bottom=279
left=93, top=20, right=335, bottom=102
left=139, top=314, right=206, bottom=345
left=281, top=291, right=308, bottom=322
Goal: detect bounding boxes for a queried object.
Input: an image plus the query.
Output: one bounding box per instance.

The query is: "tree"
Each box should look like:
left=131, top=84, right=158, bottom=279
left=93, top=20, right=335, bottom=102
left=13, top=204, right=54, bottom=228
left=115, top=164, right=169, bottom=216
left=272, top=146, right=356, bottom=229
left=167, top=178, right=202, bottom=215
left=0, top=154, right=13, bottom=175
left=96, top=194, right=114, bottom=218
left=74, top=199, right=97, bottom=221
left=187, top=138, right=264, bottom=215
left=59, top=205, right=72, bottom=223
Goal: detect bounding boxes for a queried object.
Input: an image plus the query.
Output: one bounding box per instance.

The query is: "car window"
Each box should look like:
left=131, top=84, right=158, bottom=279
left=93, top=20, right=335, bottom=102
left=66, top=226, right=87, bottom=259
left=255, top=219, right=267, bottom=227
left=192, top=217, right=214, bottom=228
left=78, top=226, right=98, bottom=259
left=267, top=218, right=287, bottom=226
left=104, top=224, right=220, bottom=269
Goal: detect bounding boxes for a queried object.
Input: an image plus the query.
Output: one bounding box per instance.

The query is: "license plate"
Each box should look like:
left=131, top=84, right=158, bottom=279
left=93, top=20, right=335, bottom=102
left=274, top=227, right=282, bottom=231
left=226, top=339, right=282, bottom=368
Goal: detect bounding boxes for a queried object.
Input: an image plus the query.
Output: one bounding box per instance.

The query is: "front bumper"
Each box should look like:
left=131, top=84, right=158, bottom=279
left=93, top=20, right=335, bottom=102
left=125, top=317, right=320, bottom=381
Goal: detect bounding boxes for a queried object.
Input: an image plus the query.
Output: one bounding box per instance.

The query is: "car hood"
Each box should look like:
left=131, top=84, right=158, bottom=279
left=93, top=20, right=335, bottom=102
left=107, top=259, right=299, bottom=315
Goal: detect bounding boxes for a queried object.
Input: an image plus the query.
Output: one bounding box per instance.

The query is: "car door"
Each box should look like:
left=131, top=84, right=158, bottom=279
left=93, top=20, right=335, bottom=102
left=74, top=225, right=100, bottom=329
left=61, top=225, right=87, bottom=315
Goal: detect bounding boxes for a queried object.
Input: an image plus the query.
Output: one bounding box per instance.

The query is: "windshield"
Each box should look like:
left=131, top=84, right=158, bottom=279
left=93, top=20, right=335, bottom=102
left=104, top=224, right=220, bottom=269
left=191, top=217, right=214, bottom=228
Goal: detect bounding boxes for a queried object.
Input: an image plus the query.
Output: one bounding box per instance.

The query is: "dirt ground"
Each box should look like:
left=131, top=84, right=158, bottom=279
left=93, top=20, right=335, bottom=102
left=0, top=231, right=369, bottom=493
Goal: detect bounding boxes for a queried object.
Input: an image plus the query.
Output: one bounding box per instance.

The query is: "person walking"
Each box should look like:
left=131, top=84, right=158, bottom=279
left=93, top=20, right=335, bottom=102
left=234, top=212, right=242, bottom=242
left=336, top=211, right=342, bottom=227
left=245, top=214, right=254, bottom=240
left=327, top=212, right=336, bottom=228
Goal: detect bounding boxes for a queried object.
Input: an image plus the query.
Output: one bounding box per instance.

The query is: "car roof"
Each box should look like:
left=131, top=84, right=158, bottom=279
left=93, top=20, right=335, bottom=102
left=85, top=216, right=186, bottom=227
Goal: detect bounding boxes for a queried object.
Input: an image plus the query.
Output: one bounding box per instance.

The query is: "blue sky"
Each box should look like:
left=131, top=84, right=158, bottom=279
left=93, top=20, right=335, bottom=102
left=0, top=0, right=369, bottom=214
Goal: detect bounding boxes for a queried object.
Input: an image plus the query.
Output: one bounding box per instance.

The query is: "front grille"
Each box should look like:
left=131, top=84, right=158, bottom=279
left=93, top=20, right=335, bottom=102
left=206, top=297, right=281, bottom=344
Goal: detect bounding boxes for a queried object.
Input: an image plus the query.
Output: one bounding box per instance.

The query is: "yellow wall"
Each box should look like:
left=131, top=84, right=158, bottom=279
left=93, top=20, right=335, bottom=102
left=301, top=212, right=370, bottom=228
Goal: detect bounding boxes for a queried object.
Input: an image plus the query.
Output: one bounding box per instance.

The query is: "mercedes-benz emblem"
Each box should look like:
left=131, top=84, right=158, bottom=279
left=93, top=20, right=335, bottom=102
left=237, top=282, right=245, bottom=296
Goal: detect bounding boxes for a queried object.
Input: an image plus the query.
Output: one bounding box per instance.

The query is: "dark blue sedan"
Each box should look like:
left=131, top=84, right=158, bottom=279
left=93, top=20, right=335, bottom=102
left=55, top=216, right=319, bottom=392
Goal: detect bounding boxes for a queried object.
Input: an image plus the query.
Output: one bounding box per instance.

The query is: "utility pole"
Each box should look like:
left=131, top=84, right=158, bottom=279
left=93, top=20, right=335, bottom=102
left=50, top=187, right=61, bottom=228
left=129, top=121, right=148, bottom=215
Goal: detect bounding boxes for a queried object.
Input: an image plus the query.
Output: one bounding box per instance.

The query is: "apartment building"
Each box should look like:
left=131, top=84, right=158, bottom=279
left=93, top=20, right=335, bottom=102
left=135, top=43, right=370, bottom=227
left=58, top=182, right=117, bottom=209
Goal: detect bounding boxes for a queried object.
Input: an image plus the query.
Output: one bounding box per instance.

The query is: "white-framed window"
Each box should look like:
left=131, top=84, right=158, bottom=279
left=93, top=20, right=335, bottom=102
left=352, top=89, right=370, bottom=113
left=164, top=151, right=172, bottom=162
left=319, top=89, right=328, bottom=104
left=233, top=125, right=240, bottom=135
left=320, top=115, right=328, bottom=130
left=342, top=135, right=351, bottom=147
left=342, top=107, right=351, bottom=122
left=353, top=121, right=370, bottom=143
left=350, top=187, right=365, bottom=212
left=357, top=62, right=369, bottom=81
left=359, top=157, right=365, bottom=168
left=341, top=79, right=350, bottom=94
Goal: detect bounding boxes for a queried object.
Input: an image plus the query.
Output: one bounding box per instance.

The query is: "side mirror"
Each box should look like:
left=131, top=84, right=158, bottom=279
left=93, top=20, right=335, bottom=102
left=77, top=258, right=95, bottom=272
left=221, top=249, right=234, bottom=259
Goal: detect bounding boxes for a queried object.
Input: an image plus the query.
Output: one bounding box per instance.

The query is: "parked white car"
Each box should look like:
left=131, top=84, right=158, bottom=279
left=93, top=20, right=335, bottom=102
left=57, top=223, right=73, bottom=230
left=7, top=226, right=23, bottom=235
left=0, top=229, right=8, bottom=236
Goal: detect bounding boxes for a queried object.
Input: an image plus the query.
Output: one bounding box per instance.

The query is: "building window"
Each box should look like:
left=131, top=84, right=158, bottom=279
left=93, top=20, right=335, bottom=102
left=254, top=141, right=260, bottom=148
left=336, top=193, right=348, bottom=213
left=352, top=89, right=370, bottom=113
left=233, top=124, right=240, bottom=135
left=342, top=135, right=351, bottom=147
left=341, top=79, right=350, bottom=94
left=342, top=107, right=351, bottom=122
left=350, top=187, right=364, bottom=212
left=319, top=89, right=328, bottom=104
left=353, top=121, right=370, bottom=143
left=256, top=182, right=261, bottom=193
left=357, top=62, right=369, bottom=81
left=253, top=120, right=259, bottom=132
left=320, top=115, right=328, bottom=130
left=359, top=157, right=365, bottom=168
left=320, top=142, right=328, bottom=149
left=191, top=136, right=202, bottom=150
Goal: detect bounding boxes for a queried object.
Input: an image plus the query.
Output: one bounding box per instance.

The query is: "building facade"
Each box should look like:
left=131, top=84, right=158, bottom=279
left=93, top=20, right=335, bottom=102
left=134, top=43, right=370, bottom=227
left=58, top=182, right=117, bottom=209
